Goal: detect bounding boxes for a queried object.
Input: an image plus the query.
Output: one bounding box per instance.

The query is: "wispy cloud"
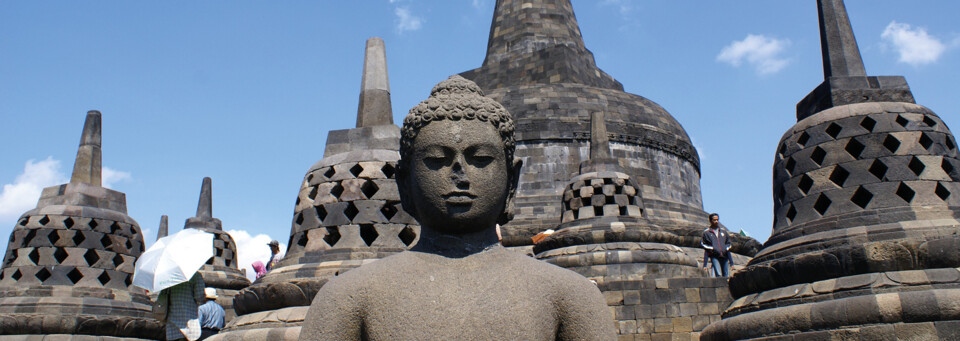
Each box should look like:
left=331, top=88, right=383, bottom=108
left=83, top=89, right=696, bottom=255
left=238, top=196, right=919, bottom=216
left=103, top=167, right=132, bottom=189
left=881, top=21, right=947, bottom=66
left=227, top=229, right=286, bottom=282
left=717, top=34, right=791, bottom=75
left=394, top=7, right=423, bottom=34
left=600, top=0, right=633, bottom=15
left=0, top=157, right=66, bottom=223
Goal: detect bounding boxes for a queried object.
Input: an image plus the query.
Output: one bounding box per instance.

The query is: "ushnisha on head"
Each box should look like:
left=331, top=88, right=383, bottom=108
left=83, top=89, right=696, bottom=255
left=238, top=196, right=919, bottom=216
left=398, top=75, right=522, bottom=236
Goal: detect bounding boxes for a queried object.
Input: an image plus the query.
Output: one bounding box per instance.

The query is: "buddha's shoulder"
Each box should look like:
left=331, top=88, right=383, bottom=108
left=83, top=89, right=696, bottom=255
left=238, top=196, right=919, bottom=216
left=499, top=250, right=594, bottom=284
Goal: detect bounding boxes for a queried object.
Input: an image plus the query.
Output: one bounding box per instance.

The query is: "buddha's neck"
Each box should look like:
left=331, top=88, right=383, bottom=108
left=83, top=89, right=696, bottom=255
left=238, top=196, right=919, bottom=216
left=412, top=226, right=501, bottom=258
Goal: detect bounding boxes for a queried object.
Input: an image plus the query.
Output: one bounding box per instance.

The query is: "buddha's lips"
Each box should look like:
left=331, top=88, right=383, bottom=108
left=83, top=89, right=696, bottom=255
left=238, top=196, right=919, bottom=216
left=443, top=192, right=477, bottom=203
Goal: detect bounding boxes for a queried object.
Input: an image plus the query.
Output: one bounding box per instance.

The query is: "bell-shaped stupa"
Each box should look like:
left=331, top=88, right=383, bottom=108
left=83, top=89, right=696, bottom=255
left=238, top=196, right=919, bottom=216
left=704, top=1, right=960, bottom=339
left=213, top=37, right=419, bottom=341
left=0, top=111, right=162, bottom=339
left=181, top=177, right=250, bottom=323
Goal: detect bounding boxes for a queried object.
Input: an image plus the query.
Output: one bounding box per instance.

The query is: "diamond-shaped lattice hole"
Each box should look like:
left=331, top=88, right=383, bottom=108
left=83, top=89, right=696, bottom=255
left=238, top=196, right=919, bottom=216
left=216, top=247, right=223, bottom=257
left=777, top=184, right=785, bottom=203
left=11, top=269, right=22, bottom=281
left=35, top=267, right=51, bottom=282
left=778, top=143, right=786, bottom=158
left=860, top=117, right=877, bottom=132
left=829, top=166, right=850, bottom=187
left=308, top=186, right=318, bottom=200
left=124, top=275, right=132, bottom=287
left=323, top=227, right=341, bottom=247
left=295, top=212, right=304, bottom=225
left=53, top=248, right=68, bottom=263
left=785, top=157, right=796, bottom=175
left=72, top=231, right=85, bottom=246
left=306, top=174, right=314, bottom=183
left=399, top=226, right=417, bottom=246
left=919, top=133, right=934, bottom=150
left=798, top=174, right=814, bottom=194
left=344, top=202, right=359, bottom=221
left=110, top=222, right=121, bottom=234
left=869, top=160, right=888, bottom=180
left=850, top=186, right=873, bottom=209
left=38, top=215, right=50, bottom=226
left=896, top=183, right=916, bottom=203
left=323, top=167, right=335, bottom=179
left=936, top=183, right=951, bottom=200
left=100, top=235, right=112, bottom=248
left=883, top=135, right=901, bottom=153
left=330, top=183, right=344, bottom=198
left=98, top=272, right=111, bottom=285
left=350, top=164, right=364, bottom=177
left=297, top=233, right=308, bottom=247
left=66, top=268, right=82, bottom=284
left=943, top=159, right=959, bottom=181
left=48, top=230, right=61, bottom=245
left=947, top=137, right=956, bottom=151
left=88, top=219, right=98, bottom=229
left=785, top=204, right=797, bottom=222
left=923, top=115, right=937, bottom=127
left=124, top=239, right=132, bottom=250
left=810, top=147, right=827, bottom=166
left=315, top=205, right=328, bottom=222
left=129, top=226, right=137, bottom=235
left=359, top=224, right=378, bottom=246
left=381, top=203, right=398, bottom=220
left=19, top=217, right=28, bottom=226
left=361, top=180, right=379, bottom=199
left=24, top=229, right=36, bottom=245
left=825, top=123, right=842, bottom=139
left=382, top=163, right=396, bottom=179
left=63, top=217, right=74, bottom=229
left=113, top=253, right=124, bottom=267
left=814, top=194, right=832, bottom=215
left=797, top=132, right=810, bottom=147
left=908, top=156, right=925, bottom=176
left=895, top=115, right=909, bottom=127
left=84, top=249, right=100, bottom=266
left=844, top=139, right=865, bottom=159
left=28, top=248, right=40, bottom=264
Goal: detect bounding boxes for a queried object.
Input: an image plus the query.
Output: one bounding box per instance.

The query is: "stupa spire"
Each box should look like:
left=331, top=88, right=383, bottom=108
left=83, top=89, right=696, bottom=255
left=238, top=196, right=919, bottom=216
left=185, top=177, right=222, bottom=230
left=589, top=111, right=611, bottom=160
left=817, top=0, right=867, bottom=78
left=157, top=215, right=169, bottom=240
left=69, top=110, right=102, bottom=186
left=356, top=37, right=393, bottom=127
left=483, top=0, right=585, bottom=64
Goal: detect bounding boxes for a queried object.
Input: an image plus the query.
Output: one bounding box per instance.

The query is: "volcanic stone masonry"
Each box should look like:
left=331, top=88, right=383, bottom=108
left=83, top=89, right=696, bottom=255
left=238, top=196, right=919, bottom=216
left=702, top=1, right=960, bottom=339
left=0, top=111, right=162, bottom=340
left=209, top=37, right=420, bottom=341
left=180, top=177, right=251, bottom=323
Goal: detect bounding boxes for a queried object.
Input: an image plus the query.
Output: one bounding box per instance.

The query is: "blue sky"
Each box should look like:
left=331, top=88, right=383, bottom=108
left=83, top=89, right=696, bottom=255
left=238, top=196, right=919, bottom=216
left=2, top=1, right=958, bottom=277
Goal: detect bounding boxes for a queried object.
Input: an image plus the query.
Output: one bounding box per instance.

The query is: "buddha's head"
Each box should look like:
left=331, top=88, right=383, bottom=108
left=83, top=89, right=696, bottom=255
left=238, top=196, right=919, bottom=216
left=398, top=75, right=522, bottom=235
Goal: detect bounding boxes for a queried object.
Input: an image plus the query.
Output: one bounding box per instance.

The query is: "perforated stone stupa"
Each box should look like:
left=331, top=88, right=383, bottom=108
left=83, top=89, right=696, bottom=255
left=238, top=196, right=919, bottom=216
left=181, top=177, right=250, bottom=323
left=212, top=37, right=419, bottom=341
left=703, top=1, right=960, bottom=339
left=458, top=0, right=758, bottom=254
left=0, top=111, right=162, bottom=339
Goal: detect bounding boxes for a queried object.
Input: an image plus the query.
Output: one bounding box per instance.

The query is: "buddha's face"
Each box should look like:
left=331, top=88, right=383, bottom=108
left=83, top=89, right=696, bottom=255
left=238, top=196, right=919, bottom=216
left=401, top=119, right=518, bottom=234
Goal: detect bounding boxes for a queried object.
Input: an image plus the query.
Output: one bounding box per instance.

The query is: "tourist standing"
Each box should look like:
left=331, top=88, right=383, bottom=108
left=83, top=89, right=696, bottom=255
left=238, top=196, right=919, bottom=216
left=161, top=272, right=205, bottom=341
left=197, top=288, right=225, bottom=340
left=701, top=213, right=732, bottom=277
left=266, top=240, right=280, bottom=271
left=251, top=261, right=267, bottom=280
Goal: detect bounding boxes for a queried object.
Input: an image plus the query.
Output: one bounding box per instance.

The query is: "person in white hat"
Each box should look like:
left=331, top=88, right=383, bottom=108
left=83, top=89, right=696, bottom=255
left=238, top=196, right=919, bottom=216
left=197, top=287, right=225, bottom=340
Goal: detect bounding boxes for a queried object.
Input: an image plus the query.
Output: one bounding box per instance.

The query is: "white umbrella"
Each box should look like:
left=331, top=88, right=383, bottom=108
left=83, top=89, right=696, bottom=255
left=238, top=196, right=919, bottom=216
left=132, top=228, right=214, bottom=292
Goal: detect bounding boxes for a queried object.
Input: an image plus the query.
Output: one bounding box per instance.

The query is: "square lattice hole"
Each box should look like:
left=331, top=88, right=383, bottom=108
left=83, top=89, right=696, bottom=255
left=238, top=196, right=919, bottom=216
left=381, top=203, right=398, bottom=220
left=28, top=248, right=40, bottom=264
left=399, top=226, right=417, bottom=246
left=53, top=248, right=68, bottom=263
left=38, top=216, right=50, bottom=226
left=895, top=115, right=909, bottom=127
left=382, top=164, right=396, bottom=179
left=896, top=183, right=916, bottom=202
left=359, top=224, right=378, bottom=246
left=923, top=115, right=937, bottom=127
left=860, top=117, right=877, bottom=132
left=814, top=194, right=832, bottom=215
left=797, top=132, right=810, bottom=148
left=936, top=183, right=951, bottom=200
left=830, top=166, right=850, bottom=187
left=344, top=202, right=359, bottom=221
left=825, top=123, right=842, bottom=139
left=883, top=135, right=901, bottom=153
left=307, top=186, right=319, bottom=200
left=35, top=267, right=51, bottom=282
left=947, top=137, right=956, bottom=151
left=84, top=249, right=100, bottom=266
left=785, top=205, right=797, bottom=222
left=350, top=164, right=364, bottom=178
left=798, top=174, right=814, bottom=194
left=845, top=139, right=865, bottom=159
left=324, top=227, right=341, bottom=247
left=778, top=143, right=786, bottom=158
left=908, top=157, right=925, bottom=176
left=361, top=181, right=379, bottom=199
left=63, top=217, right=74, bottom=229
left=330, top=183, right=344, bottom=198
left=869, top=160, right=889, bottom=179
left=98, top=272, right=111, bottom=285
left=810, top=147, right=827, bottom=166
left=47, top=230, right=61, bottom=245
left=919, top=133, right=934, bottom=150
left=785, top=157, right=796, bottom=176
left=943, top=159, right=959, bottom=181
left=67, top=268, right=83, bottom=284
left=323, top=167, right=335, bottom=179
left=316, top=205, right=328, bottom=222
left=850, top=186, right=873, bottom=209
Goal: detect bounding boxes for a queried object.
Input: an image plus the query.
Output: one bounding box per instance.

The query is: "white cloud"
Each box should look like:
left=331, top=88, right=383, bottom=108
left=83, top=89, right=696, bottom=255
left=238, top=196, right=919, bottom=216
left=881, top=21, right=946, bottom=66
left=102, top=167, right=132, bottom=189
left=227, top=229, right=286, bottom=282
left=600, top=0, right=632, bottom=15
left=0, top=157, right=67, bottom=223
left=717, top=34, right=791, bottom=75
left=394, top=7, right=422, bottom=33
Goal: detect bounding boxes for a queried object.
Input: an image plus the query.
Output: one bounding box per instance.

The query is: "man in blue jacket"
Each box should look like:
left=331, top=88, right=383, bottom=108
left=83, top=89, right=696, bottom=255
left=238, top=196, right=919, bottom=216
left=701, top=213, right=732, bottom=277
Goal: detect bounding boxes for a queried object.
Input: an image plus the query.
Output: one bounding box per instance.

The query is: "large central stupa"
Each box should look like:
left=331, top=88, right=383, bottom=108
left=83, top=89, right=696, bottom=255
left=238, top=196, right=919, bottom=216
left=459, top=0, right=710, bottom=247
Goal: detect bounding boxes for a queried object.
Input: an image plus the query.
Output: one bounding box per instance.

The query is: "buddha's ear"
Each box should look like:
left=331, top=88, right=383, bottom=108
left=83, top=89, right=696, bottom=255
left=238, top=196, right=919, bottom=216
left=497, top=157, right=523, bottom=226
left=396, top=161, right=419, bottom=222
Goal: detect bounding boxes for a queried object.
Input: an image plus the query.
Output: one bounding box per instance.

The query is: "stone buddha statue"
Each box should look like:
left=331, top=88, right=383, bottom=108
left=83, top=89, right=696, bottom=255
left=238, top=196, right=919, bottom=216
left=300, top=75, right=615, bottom=340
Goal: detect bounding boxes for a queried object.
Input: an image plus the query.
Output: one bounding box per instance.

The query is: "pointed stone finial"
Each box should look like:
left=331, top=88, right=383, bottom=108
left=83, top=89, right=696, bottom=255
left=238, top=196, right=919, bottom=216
left=157, top=215, right=169, bottom=241
left=590, top=111, right=611, bottom=160
left=483, top=0, right=585, bottom=64
left=196, top=177, right=213, bottom=219
left=356, top=37, right=393, bottom=127
left=817, top=0, right=867, bottom=78
left=70, top=110, right=102, bottom=186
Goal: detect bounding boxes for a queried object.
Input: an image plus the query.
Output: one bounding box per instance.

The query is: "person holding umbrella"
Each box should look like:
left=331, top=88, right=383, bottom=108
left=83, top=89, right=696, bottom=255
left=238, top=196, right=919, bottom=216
left=159, top=273, right=206, bottom=340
